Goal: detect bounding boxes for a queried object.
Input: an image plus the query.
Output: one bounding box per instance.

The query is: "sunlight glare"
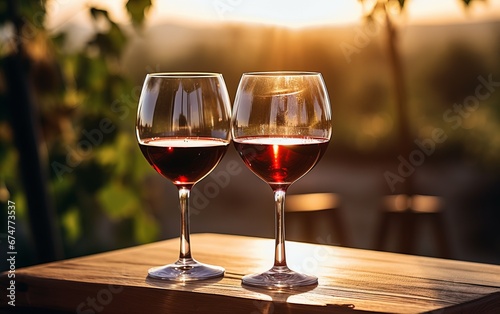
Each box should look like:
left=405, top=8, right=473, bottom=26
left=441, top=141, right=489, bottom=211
left=147, top=0, right=364, bottom=28
left=47, top=0, right=500, bottom=31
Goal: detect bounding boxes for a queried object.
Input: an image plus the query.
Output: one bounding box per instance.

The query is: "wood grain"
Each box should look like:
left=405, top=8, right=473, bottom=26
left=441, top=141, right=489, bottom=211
left=1, top=233, right=499, bottom=313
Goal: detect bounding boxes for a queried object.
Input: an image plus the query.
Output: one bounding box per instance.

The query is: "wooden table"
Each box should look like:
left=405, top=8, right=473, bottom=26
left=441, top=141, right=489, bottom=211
left=1, top=233, right=499, bottom=313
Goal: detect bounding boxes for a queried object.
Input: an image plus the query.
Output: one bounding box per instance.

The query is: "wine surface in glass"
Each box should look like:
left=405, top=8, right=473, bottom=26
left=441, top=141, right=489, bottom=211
left=139, top=137, right=229, bottom=186
left=234, top=136, right=329, bottom=186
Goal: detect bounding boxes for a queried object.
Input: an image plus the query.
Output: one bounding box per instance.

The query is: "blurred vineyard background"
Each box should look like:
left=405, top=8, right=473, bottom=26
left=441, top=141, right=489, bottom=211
left=1, top=0, right=499, bottom=271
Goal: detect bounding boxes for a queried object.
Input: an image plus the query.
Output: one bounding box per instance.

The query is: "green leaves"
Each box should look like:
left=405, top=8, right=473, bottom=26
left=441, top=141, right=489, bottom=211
left=98, top=182, right=139, bottom=220
left=0, top=1, right=9, bottom=26
left=90, top=1, right=153, bottom=30
left=126, top=0, right=152, bottom=28
left=0, top=0, right=47, bottom=27
left=88, top=7, right=128, bottom=58
left=42, top=3, right=159, bottom=251
left=90, top=7, right=110, bottom=20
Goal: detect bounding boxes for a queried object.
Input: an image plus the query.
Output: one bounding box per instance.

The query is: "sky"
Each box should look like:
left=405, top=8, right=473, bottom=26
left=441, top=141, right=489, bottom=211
left=46, top=0, right=500, bottom=31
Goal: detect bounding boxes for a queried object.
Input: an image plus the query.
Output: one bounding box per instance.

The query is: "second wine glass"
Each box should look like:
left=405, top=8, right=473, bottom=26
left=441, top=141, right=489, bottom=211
left=231, top=71, right=332, bottom=288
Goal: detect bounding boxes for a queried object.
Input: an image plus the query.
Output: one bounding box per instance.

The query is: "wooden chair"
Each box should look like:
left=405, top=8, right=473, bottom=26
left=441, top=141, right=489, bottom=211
left=285, top=193, right=348, bottom=246
left=375, top=194, right=452, bottom=258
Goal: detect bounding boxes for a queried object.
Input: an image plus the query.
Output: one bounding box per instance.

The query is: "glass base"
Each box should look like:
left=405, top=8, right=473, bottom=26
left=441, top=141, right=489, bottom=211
left=148, top=258, right=225, bottom=281
left=242, top=266, right=318, bottom=289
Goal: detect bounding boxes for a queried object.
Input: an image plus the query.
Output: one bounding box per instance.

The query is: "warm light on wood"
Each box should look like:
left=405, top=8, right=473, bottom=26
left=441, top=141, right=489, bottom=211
left=1, top=233, right=499, bottom=313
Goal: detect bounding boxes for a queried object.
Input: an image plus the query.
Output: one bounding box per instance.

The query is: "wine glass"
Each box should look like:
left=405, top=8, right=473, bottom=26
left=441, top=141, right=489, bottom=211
left=231, top=71, right=332, bottom=288
left=136, top=72, right=231, bottom=280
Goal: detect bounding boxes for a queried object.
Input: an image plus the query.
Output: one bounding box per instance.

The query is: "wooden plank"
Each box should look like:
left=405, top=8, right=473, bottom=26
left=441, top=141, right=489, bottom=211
left=1, top=233, right=499, bottom=313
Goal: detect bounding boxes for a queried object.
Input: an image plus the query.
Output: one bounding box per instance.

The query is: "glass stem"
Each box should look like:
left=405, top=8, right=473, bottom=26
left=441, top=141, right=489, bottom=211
left=273, top=188, right=288, bottom=267
left=178, top=187, right=192, bottom=260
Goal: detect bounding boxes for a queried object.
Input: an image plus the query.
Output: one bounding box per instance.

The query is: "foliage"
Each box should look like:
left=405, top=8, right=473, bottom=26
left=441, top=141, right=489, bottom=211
left=0, top=0, right=158, bottom=261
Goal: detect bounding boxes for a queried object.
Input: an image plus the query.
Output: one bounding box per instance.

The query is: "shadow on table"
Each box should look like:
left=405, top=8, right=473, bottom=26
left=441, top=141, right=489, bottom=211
left=242, top=284, right=356, bottom=313
left=145, top=276, right=223, bottom=289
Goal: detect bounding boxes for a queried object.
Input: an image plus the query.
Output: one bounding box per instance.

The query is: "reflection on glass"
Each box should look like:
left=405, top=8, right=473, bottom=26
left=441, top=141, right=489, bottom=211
left=232, top=71, right=332, bottom=288
left=136, top=72, right=231, bottom=281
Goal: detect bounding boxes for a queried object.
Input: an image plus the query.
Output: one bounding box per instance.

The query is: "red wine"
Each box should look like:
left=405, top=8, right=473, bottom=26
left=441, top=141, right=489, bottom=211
left=139, top=137, right=229, bottom=187
left=234, top=136, right=329, bottom=187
